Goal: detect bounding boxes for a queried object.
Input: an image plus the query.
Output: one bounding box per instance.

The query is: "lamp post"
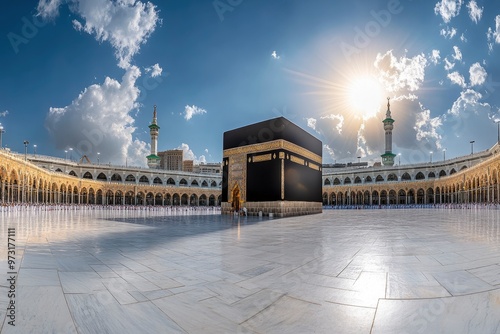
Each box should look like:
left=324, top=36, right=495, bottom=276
left=23, top=140, right=29, bottom=161
left=430, top=151, right=433, bottom=163
left=357, top=156, right=361, bottom=164
left=69, top=147, right=73, bottom=161
left=0, top=123, right=4, bottom=148
left=398, top=153, right=401, bottom=166
left=470, top=140, right=475, bottom=155
left=97, top=152, right=100, bottom=165
left=443, top=148, right=446, bottom=161
left=33, top=144, right=37, bottom=157
left=65, top=150, right=68, bottom=160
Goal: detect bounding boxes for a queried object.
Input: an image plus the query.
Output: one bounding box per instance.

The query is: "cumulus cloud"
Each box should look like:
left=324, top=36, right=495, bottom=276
left=447, top=71, right=466, bottom=87
left=469, top=62, right=487, bottom=86
left=452, top=45, right=462, bottom=61
left=0, top=110, right=8, bottom=117
left=177, top=143, right=206, bottom=165
left=184, top=105, right=207, bottom=121
left=487, top=15, right=500, bottom=48
left=306, top=117, right=317, bottom=130
left=430, top=50, right=441, bottom=64
left=271, top=51, right=280, bottom=60
left=374, top=50, right=427, bottom=92
left=434, top=0, right=463, bottom=23
left=440, top=27, right=457, bottom=39
left=38, top=0, right=160, bottom=69
left=466, top=0, right=483, bottom=23
left=145, top=63, right=162, bottom=77
left=448, top=89, right=489, bottom=116
left=37, top=0, right=63, bottom=19
left=321, top=114, right=344, bottom=134
left=45, top=66, right=149, bottom=166
left=414, top=104, right=443, bottom=148
left=444, top=58, right=455, bottom=71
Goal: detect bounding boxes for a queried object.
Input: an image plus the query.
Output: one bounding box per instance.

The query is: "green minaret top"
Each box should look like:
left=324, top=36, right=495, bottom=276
left=382, top=97, right=394, bottom=124
left=148, top=105, right=160, bottom=130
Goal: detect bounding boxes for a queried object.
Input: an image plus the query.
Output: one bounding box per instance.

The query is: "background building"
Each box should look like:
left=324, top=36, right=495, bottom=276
left=183, top=160, right=194, bottom=172
left=159, top=149, right=183, bottom=171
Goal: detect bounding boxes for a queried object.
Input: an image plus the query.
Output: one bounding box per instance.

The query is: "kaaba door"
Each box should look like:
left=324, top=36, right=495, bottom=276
left=232, top=185, right=240, bottom=212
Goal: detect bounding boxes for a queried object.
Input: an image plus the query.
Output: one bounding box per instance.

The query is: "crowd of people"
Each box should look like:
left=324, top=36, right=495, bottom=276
left=323, top=203, right=500, bottom=210
left=0, top=203, right=222, bottom=214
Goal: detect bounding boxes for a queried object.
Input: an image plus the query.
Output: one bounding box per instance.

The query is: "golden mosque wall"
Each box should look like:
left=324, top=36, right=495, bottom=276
left=2, top=143, right=500, bottom=207
left=0, top=150, right=222, bottom=206
left=322, top=144, right=500, bottom=206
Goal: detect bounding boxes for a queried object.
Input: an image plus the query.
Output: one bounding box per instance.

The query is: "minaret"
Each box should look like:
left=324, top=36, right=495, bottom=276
left=147, top=105, right=161, bottom=168
left=381, top=97, right=396, bottom=166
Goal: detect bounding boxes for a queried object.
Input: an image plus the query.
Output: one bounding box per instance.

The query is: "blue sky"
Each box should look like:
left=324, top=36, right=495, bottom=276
left=1, top=0, right=500, bottom=166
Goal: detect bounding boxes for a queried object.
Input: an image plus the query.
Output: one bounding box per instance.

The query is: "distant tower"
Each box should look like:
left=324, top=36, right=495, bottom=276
left=381, top=97, right=396, bottom=166
left=147, top=105, right=161, bottom=168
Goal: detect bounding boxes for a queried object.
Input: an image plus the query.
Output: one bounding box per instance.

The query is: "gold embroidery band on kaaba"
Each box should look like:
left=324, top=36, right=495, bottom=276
left=223, top=139, right=321, bottom=164
left=252, top=154, right=272, bottom=163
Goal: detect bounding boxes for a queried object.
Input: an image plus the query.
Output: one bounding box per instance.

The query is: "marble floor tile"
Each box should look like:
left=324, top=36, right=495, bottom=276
left=2, top=209, right=500, bottom=333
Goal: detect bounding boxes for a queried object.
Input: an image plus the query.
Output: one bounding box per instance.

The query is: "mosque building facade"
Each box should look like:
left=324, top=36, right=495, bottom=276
left=1, top=105, right=500, bottom=209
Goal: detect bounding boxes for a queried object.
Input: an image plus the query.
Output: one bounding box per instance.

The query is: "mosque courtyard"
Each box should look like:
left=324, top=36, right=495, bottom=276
left=1, top=208, right=500, bottom=333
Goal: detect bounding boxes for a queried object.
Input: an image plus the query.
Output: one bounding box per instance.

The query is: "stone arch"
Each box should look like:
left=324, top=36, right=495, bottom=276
left=199, top=194, right=207, bottom=206
left=324, top=178, right=331, bottom=186
left=415, top=172, right=425, bottom=180
left=139, top=175, right=149, bottom=184
left=387, top=173, right=397, bottom=181
left=210, top=180, right=217, bottom=187
left=181, top=193, right=189, bottom=205
left=173, top=193, right=180, bottom=205
left=354, top=176, right=362, bottom=184
left=344, top=177, right=351, bottom=184
left=97, top=173, right=107, bottom=181
left=209, top=194, right=216, bottom=206
left=83, top=171, right=93, bottom=179
left=69, top=170, right=77, bottom=177
left=153, top=177, right=162, bottom=185
left=111, top=173, right=122, bottom=182
left=167, top=178, right=175, bottom=185
left=125, top=174, right=136, bottom=182
left=450, top=168, right=457, bottom=175
left=375, top=175, right=384, bottom=182
left=191, top=180, right=199, bottom=187
left=428, top=171, right=436, bottom=178
left=439, top=170, right=447, bottom=177
left=365, top=176, right=372, bottom=183
left=180, top=179, right=188, bottom=186
left=401, top=172, right=411, bottom=181
left=201, top=180, right=208, bottom=187
left=333, top=178, right=341, bottom=185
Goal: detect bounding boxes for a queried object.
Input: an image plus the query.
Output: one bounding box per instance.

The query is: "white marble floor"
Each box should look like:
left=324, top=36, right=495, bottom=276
left=1, top=208, right=500, bottom=333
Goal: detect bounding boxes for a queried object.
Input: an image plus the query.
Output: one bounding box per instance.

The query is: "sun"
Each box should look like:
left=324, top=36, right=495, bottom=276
left=347, top=76, right=384, bottom=120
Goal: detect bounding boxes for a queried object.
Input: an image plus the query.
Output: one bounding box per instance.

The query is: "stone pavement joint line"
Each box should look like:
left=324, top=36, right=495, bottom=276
left=1, top=209, right=500, bottom=333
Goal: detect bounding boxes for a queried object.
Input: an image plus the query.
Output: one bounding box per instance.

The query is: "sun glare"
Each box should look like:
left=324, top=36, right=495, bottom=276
left=347, top=76, right=384, bottom=120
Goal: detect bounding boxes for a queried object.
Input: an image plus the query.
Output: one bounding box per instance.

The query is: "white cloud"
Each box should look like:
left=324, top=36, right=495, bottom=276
left=306, top=117, right=317, bottom=130
left=440, top=27, right=457, bottom=39
left=469, top=62, right=487, bottom=86
left=45, top=66, right=149, bottom=166
left=36, top=0, right=62, bottom=19
left=320, top=114, right=344, bottom=134
left=487, top=15, right=500, bottom=47
left=0, top=110, right=8, bottom=117
left=414, top=104, right=443, bottom=148
left=460, top=33, right=467, bottom=42
left=145, top=63, right=162, bottom=77
left=466, top=0, right=483, bottom=23
left=204, top=148, right=209, bottom=153
left=177, top=143, right=206, bottom=164
left=448, top=89, right=489, bottom=116
left=374, top=50, right=428, bottom=92
left=447, top=71, right=466, bottom=87
left=452, top=45, right=462, bottom=61
left=434, top=0, right=463, bottom=23
left=38, top=0, right=160, bottom=69
left=444, top=58, right=455, bottom=71
left=430, top=49, right=441, bottom=64
left=323, top=144, right=334, bottom=160
left=184, top=105, right=207, bottom=121
left=271, top=51, right=280, bottom=60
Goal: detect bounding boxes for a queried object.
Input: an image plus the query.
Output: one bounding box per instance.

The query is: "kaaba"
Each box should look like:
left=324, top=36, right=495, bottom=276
left=221, top=117, right=323, bottom=217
